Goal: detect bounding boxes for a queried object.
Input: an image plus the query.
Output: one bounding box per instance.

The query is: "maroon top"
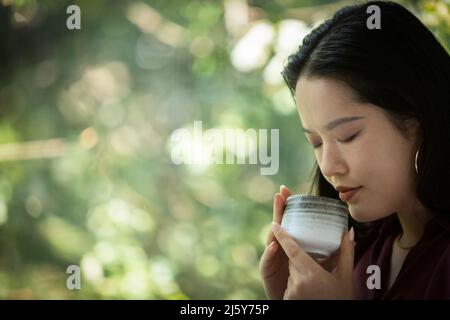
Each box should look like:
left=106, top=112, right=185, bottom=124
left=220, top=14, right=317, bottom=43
left=353, top=213, right=450, bottom=299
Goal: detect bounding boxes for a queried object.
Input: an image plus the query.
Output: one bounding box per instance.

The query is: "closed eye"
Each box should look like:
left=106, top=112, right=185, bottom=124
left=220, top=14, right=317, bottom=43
left=312, top=129, right=362, bottom=149
left=338, top=129, right=362, bottom=144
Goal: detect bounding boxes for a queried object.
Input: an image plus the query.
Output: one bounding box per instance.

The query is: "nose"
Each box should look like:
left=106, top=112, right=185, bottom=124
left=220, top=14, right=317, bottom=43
left=318, top=142, right=348, bottom=179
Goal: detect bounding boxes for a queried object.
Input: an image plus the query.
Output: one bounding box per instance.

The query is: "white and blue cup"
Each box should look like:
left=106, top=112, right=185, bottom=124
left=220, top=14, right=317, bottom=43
left=281, top=194, right=349, bottom=259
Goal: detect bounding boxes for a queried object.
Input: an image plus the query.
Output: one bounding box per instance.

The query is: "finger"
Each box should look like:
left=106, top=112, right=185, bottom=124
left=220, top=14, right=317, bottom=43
left=280, top=185, right=291, bottom=202
left=267, top=186, right=291, bottom=246
left=266, top=193, right=284, bottom=246
left=273, top=193, right=285, bottom=224
left=284, top=276, right=293, bottom=300
left=260, top=241, right=279, bottom=277
left=260, top=242, right=289, bottom=283
left=336, top=227, right=355, bottom=281
left=316, top=249, right=340, bottom=273
left=288, top=274, right=293, bottom=287
left=287, top=260, right=302, bottom=282
left=271, top=221, right=318, bottom=272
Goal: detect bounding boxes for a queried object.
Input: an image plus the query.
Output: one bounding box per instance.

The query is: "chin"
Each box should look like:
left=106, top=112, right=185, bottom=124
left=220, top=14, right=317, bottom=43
left=348, top=207, right=379, bottom=223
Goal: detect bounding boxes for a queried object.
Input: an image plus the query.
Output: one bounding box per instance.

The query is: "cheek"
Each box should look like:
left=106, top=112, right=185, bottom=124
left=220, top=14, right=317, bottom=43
left=351, top=132, right=412, bottom=183
left=367, top=137, right=414, bottom=191
left=346, top=138, right=414, bottom=222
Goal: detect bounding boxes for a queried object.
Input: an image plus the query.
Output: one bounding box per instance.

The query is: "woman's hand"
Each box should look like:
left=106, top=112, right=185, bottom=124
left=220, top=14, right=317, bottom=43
left=272, top=221, right=355, bottom=300
left=259, top=185, right=292, bottom=300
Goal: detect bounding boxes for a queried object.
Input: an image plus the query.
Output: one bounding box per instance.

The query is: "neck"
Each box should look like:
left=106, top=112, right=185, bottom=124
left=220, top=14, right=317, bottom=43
left=396, top=199, right=434, bottom=247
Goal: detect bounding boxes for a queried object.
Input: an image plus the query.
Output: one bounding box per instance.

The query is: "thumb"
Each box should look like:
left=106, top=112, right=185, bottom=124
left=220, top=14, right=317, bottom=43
left=336, top=227, right=355, bottom=281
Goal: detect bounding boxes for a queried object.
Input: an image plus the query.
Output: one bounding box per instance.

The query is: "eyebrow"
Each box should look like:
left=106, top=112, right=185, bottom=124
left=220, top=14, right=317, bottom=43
left=302, top=116, right=365, bottom=134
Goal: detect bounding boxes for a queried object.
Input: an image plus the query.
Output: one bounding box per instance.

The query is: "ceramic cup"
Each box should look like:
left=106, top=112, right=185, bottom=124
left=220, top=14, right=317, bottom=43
left=280, top=194, right=349, bottom=259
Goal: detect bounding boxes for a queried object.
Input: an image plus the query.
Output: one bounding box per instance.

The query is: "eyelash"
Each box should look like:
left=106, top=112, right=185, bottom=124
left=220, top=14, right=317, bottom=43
left=312, top=130, right=362, bottom=149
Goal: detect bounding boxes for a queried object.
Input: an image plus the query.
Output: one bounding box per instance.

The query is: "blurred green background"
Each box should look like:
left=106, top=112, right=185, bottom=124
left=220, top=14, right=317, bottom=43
left=0, top=0, right=448, bottom=299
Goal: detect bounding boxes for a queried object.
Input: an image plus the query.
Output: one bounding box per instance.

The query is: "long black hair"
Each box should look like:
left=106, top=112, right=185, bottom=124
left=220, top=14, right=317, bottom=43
left=282, top=1, right=450, bottom=237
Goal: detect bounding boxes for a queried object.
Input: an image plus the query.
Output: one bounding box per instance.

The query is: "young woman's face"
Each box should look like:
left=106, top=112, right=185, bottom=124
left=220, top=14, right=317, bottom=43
left=295, top=76, right=420, bottom=222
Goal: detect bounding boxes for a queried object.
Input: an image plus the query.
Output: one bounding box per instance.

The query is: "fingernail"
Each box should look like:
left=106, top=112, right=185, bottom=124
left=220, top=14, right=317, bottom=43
left=348, top=227, right=355, bottom=242
left=272, top=221, right=281, bottom=233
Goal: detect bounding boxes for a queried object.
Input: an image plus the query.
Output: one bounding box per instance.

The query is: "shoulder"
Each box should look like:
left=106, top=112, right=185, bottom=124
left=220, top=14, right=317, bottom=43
left=414, top=214, right=450, bottom=298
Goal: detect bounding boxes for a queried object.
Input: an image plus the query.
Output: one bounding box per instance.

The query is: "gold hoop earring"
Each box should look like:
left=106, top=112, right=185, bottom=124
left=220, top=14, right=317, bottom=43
left=415, top=146, right=420, bottom=175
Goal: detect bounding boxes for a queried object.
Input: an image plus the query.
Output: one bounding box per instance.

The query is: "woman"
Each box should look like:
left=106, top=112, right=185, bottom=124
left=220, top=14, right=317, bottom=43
left=260, top=1, right=450, bottom=299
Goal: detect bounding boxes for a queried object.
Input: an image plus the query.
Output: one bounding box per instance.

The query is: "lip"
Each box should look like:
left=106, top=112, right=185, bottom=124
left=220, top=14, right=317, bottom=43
left=338, top=186, right=362, bottom=202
